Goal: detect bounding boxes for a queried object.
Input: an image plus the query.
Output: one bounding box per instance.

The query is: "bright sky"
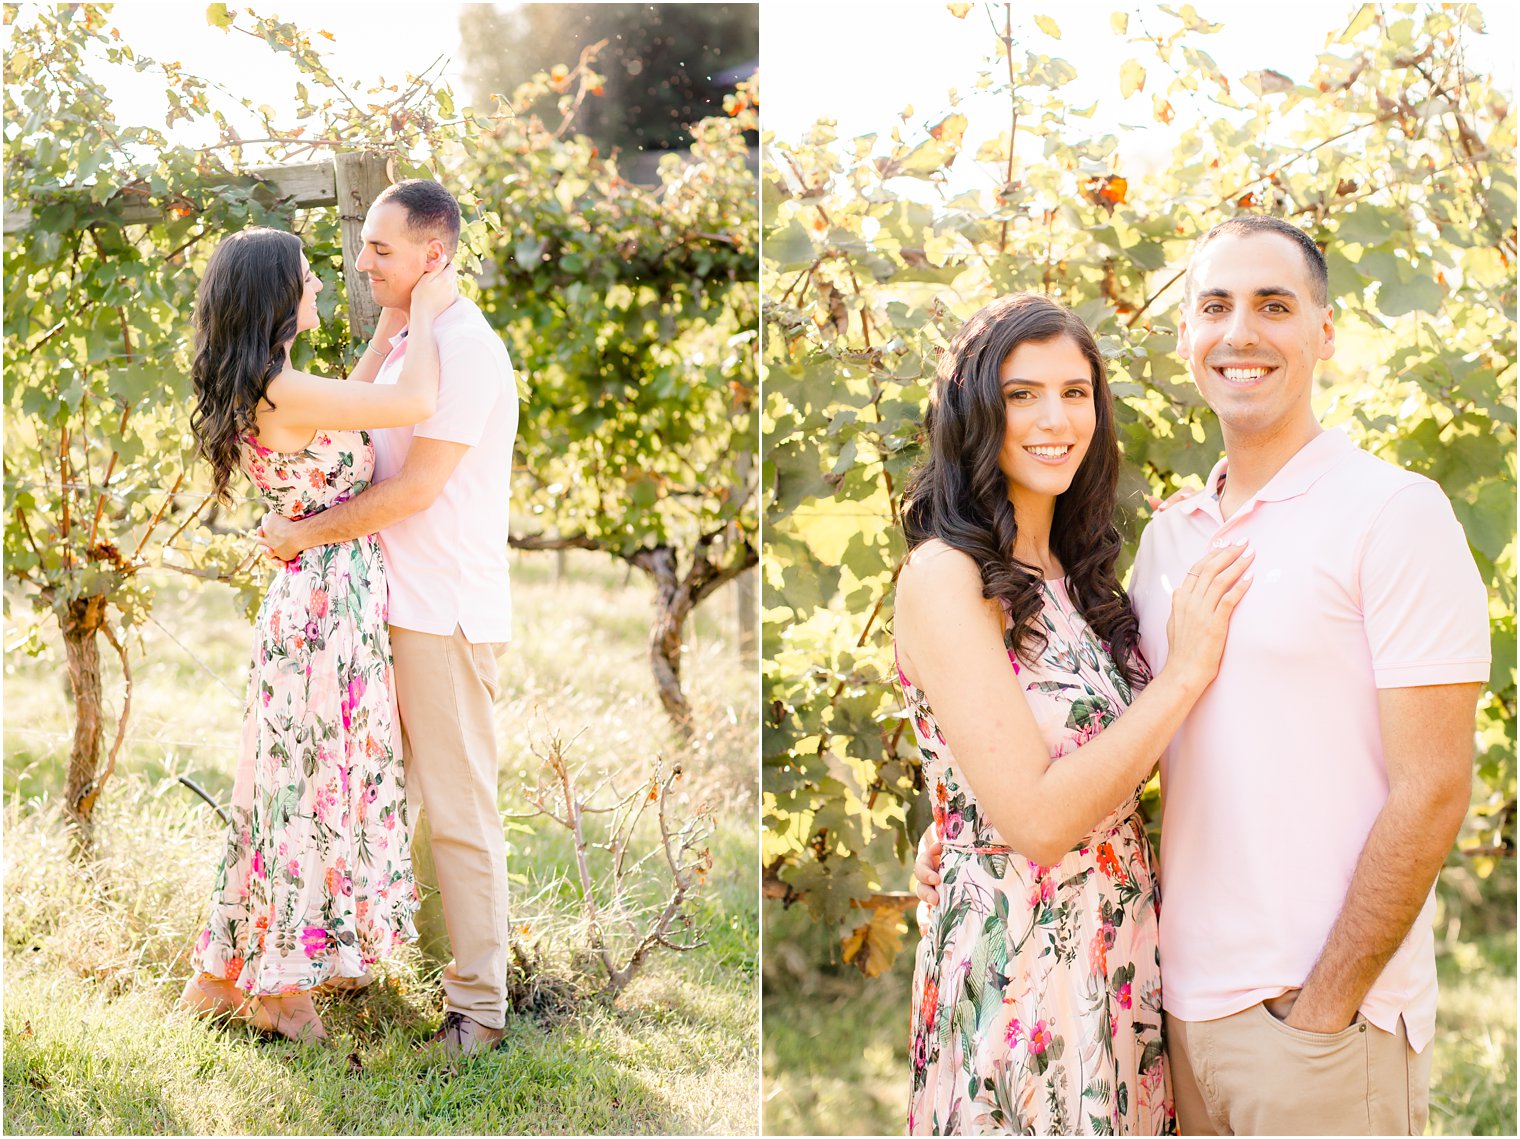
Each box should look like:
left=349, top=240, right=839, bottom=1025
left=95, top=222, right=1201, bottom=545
left=762, top=1, right=1516, bottom=178
left=6, top=1, right=480, bottom=156
left=11, top=2, right=1509, bottom=168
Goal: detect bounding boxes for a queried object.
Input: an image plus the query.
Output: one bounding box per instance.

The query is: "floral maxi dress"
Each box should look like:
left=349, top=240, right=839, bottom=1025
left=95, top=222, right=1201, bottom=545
left=903, top=580, right=1174, bottom=1135
left=191, top=430, right=419, bottom=995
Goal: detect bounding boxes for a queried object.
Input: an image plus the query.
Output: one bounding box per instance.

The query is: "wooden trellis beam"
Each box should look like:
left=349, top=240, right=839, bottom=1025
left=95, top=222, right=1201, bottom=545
left=3, top=155, right=388, bottom=340
left=2, top=160, right=338, bottom=233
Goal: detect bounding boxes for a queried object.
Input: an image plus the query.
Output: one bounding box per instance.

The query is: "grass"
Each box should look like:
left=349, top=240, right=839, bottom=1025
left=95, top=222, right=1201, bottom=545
left=3, top=549, right=759, bottom=1135
left=762, top=866, right=1517, bottom=1137
left=762, top=904, right=913, bottom=1138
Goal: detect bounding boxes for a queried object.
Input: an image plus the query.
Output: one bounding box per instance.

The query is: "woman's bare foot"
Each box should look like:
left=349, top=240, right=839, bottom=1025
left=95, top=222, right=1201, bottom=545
left=314, top=970, right=373, bottom=995
left=181, top=974, right=327, bottom=1042
left=179, top=973, right=252, bottom=1020
left=248, top=991, right=328, bottom=1042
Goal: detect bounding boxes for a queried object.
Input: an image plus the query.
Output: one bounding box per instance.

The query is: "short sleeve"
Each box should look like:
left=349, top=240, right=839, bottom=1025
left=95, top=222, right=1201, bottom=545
left=412, top=330, right=509, bottom=447
left=1359, top=480, right=1490, bottom=688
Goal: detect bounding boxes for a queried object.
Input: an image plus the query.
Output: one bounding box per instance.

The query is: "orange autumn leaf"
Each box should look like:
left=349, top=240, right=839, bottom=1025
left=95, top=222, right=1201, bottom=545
left=1084, top=175, right=1127, bottom=209
left=841, top=907, right=907, bottom=978
left=928, top=112, right=968, bottom=148
left=946, top=2, right=973, bottom=17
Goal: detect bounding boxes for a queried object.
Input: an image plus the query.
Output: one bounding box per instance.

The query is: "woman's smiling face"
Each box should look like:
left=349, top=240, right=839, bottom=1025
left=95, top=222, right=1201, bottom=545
left=296, top=254, right=323, bottom=335
left=996, top=334, right=1097, bottom=506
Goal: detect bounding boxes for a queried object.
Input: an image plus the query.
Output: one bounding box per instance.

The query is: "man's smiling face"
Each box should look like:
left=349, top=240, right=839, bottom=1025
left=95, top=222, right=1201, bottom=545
left=1178, top=230, right=1336, bottom=441
left=353, top=200, right=440, bottom=312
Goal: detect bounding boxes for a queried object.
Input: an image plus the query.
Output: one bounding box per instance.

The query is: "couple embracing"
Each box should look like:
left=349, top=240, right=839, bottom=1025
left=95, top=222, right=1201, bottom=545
left=897, top=217, right=1490, bottom=1134
left=178, top=179, right=516, bottom=1057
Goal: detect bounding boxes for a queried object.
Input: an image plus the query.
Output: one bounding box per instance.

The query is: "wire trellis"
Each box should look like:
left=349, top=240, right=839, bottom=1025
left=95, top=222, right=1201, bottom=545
left=4, top=477, right=265, bottom=510
left=145, top=612, right=247, bottom=703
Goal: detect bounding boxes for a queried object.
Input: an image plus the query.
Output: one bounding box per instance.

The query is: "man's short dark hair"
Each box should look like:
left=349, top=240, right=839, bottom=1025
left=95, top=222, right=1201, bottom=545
left=375, top=179, right=461, bottom=254
left=1188, top=215, right=1329, bottom=307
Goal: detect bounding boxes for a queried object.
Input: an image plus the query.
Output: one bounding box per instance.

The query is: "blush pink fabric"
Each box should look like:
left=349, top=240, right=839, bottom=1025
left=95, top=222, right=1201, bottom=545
left=1130, top=428, right=1489, bottom=1053
left=371, top=296, right=518, bottom=643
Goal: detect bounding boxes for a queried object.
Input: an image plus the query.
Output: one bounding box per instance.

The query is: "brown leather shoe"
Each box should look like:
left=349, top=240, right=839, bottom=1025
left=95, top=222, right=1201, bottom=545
left=427, top=1010, right=505, bottom=1057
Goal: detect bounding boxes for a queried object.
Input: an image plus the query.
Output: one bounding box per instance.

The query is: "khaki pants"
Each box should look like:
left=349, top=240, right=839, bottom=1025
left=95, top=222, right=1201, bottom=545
left=1166, top=997, right=1432, bottom=1136
left=391, top=625, right=509, bottom=1029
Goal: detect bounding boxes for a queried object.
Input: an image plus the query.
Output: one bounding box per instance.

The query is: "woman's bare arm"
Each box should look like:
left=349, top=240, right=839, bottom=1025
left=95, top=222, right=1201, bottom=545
left=895, top=539, right=1250, bottom=865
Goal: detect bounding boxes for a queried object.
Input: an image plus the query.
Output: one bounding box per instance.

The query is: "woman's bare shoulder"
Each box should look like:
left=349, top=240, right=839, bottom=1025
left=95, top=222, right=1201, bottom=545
left=900, top=539, right=982, bottom=590
left=897, top=539, right=989, bottom=621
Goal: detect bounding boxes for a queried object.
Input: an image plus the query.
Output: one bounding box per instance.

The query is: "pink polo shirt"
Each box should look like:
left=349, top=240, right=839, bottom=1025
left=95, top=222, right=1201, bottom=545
left=1130, top=428, right=1489, bottom=1052
left=371, top=295, right=517, bottom=643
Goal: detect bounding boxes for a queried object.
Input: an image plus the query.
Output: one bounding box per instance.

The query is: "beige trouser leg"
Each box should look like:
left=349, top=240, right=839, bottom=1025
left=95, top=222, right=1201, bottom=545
left=391, top=625, right=509, bottom=1029
left=1165, top=997, right=1432, bottom=1135
left=1166, top=1014, right=1222, bottom=1136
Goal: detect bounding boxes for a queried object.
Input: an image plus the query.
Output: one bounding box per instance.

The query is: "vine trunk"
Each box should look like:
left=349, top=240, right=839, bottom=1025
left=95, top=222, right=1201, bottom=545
left=59, top=592, right=108, bottom=839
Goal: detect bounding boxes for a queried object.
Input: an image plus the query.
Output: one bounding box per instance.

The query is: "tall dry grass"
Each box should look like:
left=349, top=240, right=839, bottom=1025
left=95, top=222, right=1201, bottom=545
left=3, top=549, right=759, bottom=1135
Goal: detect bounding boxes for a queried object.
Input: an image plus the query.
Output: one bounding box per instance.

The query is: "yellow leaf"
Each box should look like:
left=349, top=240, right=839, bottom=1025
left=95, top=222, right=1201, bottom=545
left=946, top=2, right=973, bottom=17
left=927, top=112, right=968, bottom=148
left=1034, top=14, right=1061, bottom=39
left=841, top=907, right=907, bottom=978
left=1110, top=12, right=1129, bottom=34
left=975, top=132, right=1010, bottom=164
left=922, top=233, right=957, bottom=268
left=1120, top=59, right=1146, bottom=98
left=1152, top=95, right=1175, bottom=124
left=1336, top=4, right=1377, bottom=44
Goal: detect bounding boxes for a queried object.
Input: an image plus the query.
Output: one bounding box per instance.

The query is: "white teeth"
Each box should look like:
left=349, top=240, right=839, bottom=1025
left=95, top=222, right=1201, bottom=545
left=1221, top=367, right=1271, bottom=381
left=1025, top=445, right=1071, bottom=457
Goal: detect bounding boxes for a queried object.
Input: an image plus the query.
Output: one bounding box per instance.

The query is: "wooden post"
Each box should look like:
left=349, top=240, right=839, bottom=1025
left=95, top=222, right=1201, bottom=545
left=332, top=152, right=391, bottom=342
left=733, top=450, right=757, bottom=663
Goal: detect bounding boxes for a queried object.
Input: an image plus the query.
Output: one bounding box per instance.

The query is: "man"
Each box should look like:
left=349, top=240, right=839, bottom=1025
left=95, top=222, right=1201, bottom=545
left=915, top=216, right=1489, bottom=1133
left=261, top=179, right=518, bottom=1057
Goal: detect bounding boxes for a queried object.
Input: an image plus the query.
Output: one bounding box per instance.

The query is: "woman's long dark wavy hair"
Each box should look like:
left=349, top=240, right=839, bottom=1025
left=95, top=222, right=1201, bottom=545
left=900, top=293, right=1145, bottom=685
left=190, top=227, right=304, bottom=503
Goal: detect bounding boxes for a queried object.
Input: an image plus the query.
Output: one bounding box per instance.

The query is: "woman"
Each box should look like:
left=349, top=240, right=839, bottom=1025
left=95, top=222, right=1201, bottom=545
left=177, top=226, right=456, bottom=1042
left=893, top=294, right=1251, bottom=1133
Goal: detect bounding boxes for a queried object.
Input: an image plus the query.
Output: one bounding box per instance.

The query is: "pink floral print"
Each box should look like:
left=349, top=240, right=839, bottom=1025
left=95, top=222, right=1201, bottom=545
left=190, top=430, right=418, bottom=995
left=902, top=579, right=1173, bottom=1136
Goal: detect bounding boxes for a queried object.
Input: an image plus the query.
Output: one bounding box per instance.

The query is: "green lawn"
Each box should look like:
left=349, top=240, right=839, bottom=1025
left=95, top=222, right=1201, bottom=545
left=3, top=550, right=759, bottom=1135
left=763, top=868, right=1517, bottom=1136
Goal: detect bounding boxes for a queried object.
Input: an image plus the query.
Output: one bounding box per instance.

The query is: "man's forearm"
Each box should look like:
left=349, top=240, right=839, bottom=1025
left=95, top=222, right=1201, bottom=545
left=288, top=476, right=425, bottom=552
left=1290, top=787, right=1466, bottom=1031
